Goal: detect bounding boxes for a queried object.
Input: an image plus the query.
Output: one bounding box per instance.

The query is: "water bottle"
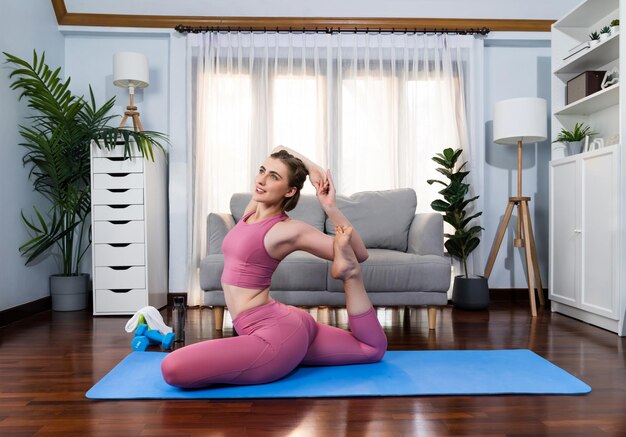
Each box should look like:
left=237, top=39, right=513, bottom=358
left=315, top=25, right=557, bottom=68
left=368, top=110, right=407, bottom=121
left=172, top=296, right=186, bottom=343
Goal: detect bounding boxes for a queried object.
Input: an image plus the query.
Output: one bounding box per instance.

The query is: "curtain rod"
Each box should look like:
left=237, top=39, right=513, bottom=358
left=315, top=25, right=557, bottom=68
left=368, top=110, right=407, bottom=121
left=174, top=25, right=490, bottom=35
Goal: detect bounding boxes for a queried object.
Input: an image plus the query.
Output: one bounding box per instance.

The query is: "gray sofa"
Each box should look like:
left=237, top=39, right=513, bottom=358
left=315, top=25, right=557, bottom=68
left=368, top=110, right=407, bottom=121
left=200, top=188, right=451, bottom=330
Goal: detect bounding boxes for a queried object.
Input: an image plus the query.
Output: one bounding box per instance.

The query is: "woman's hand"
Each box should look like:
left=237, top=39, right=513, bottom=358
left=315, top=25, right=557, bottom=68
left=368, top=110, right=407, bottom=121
left=308, top=165, right=327, bottom=190
left=315, top=169, right=336, bottom=211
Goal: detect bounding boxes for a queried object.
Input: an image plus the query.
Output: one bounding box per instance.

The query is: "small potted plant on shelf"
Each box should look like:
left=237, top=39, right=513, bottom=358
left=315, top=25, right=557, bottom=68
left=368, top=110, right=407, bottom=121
left=611, top=19, right=620, bottom=34
left=4, top=51, right=168, bottom=311
left=553, top=122, right=596, bottom=156
left=589, top=31, right=601, bottom=45
left=427, top=147, right=488, bottom=310
left=600, top=26, right=611, bottom=42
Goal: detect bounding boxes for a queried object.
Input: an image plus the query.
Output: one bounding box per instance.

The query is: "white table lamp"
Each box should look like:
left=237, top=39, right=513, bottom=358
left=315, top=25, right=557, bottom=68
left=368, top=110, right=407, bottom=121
left=486, top=97, right=547, bottom=317
left=113, top=51, right=150, bottom=131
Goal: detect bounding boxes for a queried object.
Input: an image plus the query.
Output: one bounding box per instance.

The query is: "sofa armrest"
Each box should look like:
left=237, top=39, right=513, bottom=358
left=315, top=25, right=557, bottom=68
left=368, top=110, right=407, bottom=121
left=207, top=213, right=235, bottom=255
left=407, top=213, right=444, bottom=256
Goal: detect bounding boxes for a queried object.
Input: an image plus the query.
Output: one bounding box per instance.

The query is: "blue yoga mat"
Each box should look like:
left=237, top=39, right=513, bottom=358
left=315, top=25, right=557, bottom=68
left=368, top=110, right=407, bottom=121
left=86, top=349, right=590, bottom=399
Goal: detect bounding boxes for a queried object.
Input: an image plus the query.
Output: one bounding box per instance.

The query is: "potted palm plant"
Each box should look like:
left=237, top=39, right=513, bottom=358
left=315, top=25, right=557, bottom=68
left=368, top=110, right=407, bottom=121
left=4, top=50, right=168, bottom=311
left=427, top=147, right=488, bottom=310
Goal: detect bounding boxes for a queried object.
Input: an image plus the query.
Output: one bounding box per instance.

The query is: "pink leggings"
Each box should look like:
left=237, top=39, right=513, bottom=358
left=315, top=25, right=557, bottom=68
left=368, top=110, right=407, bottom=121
left=161, top=300, right=387, bottom=388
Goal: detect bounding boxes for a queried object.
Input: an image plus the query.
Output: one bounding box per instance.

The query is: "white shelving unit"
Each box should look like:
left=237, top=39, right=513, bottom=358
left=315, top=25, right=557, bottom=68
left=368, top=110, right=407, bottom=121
left=90, top=142, right=168, bottom=315
left=553, top=33, right=619, bottom=75
left=550, top=0, right=625, bottom=336
left=555, top=84, right=619, bottom=116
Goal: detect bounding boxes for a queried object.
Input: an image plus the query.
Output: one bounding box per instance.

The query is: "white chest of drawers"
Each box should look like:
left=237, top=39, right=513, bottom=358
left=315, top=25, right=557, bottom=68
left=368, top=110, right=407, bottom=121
left=91, top=142, right=168, bottom=315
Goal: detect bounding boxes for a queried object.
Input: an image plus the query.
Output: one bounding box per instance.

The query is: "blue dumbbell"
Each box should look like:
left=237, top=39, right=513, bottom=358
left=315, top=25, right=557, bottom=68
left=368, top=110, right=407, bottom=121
left=132, top=324, right=174, bottom=350
left=145, top=329, right=175, bottom=350
left=131, top=335, right=151, bottom=351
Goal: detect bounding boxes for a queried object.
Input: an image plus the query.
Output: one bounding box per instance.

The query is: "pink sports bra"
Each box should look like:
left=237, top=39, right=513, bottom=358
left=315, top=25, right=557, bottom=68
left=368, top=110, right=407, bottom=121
left=221, top=210, right=289, bottom=289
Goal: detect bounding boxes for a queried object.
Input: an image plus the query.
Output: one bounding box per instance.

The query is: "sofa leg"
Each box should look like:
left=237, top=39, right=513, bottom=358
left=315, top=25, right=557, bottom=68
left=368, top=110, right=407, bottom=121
left=427, top=306, right=437, bottom=331
left=213, top=306, right=224, bottom=331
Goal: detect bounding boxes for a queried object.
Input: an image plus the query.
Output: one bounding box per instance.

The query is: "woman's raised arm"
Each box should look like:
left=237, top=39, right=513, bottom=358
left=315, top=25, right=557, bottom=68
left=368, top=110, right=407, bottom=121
left=314, top=170, right=369, bottom=263
left=271, top=145, right=326, bottom=189
left=272, top=146, right=368, bottom=262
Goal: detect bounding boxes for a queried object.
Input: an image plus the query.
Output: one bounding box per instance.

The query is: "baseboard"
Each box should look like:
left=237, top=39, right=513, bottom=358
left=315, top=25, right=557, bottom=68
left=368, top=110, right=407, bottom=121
left=490, top=288, right=549, bottom=302
left=167, top=292, right=188, bottom=308
left=0, top=296, right=51, bottom=328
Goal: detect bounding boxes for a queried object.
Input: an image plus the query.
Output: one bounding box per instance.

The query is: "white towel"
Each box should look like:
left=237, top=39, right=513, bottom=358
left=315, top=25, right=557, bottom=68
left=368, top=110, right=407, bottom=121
left=125, top=306, right=173, bottom=334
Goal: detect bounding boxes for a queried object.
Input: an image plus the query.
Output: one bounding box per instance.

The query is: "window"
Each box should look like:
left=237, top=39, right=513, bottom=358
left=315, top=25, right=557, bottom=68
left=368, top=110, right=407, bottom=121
left=272, top=75, right=326, bottom=194
left=194, top=34, right=471, bottom=213
left=202, top=74, right=253, bottom=209
left=186, top=33, right=479, bottom=304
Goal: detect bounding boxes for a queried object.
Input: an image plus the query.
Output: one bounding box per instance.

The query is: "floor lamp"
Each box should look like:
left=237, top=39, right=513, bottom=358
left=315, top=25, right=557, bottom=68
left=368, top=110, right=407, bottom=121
left=485, top=97, right=547, bottom=317
left=113, top=52, right=150, bottom=132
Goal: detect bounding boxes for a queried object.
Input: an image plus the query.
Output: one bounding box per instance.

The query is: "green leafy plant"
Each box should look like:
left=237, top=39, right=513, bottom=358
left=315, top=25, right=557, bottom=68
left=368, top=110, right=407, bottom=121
left=553, top=122, right=596, bottom=143
left=4, top=50, right=168, bottom=276
left=600, top=26, right=611, bottom=34
left=589, top=31, right=600, bottom=40
left=427, top=148, right=482, bottom=278
left=611, top=19, right=620, bottom=27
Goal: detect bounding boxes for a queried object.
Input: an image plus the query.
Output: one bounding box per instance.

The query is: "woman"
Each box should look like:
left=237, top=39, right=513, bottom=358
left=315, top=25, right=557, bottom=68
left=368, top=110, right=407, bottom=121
left=161, top=146, right=387, bottom=388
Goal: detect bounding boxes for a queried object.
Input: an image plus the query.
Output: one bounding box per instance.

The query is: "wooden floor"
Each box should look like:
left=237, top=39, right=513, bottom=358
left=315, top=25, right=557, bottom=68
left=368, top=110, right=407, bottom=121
left=1, top=299, right=625, bottom=437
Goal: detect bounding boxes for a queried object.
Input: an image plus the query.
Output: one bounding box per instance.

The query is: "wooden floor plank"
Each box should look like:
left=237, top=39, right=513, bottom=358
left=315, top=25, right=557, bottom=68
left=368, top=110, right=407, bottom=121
left=0, top=300, right=625, bottom=437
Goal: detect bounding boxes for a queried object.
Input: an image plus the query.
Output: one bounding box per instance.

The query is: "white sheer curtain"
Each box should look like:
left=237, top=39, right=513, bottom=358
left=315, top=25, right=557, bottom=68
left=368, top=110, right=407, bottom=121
left=185, top=32, right=483, bottom=305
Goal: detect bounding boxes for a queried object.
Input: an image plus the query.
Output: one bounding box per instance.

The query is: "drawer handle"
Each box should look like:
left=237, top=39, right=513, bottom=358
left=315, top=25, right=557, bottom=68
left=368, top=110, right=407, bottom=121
left=106, top=157, right=128, bottom=162
left=107, top=188, right=129, bottom=193
left=109, top=220, right=131, bottom=225
left=108, top=243, right=131, bottom=248
left=108, top=205, right=130, bottom=209
left=109, top=173, right=130, bottom=177
left=110, top=289, right=132, bottom=293
left=110, top=266, right=132, bottom=270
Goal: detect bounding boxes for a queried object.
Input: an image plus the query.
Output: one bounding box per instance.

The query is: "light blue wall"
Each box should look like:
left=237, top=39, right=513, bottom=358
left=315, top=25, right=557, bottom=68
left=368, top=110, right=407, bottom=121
left=0, top=1, right=65, bottom=311
left=63, top=32, right=170, bottom=132
left=483, top=40, right=552, bottom=289
left=0, top=0, right=578, bottom=312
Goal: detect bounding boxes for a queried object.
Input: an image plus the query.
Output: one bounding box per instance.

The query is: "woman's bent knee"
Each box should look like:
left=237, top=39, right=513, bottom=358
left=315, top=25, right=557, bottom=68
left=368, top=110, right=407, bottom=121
left=161, top=353, right=190, bottom=388
left=364, top=337, right=387, bottom=363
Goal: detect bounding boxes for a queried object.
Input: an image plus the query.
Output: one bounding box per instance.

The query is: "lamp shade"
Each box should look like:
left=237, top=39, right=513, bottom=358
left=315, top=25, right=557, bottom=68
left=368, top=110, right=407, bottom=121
left=113, top=52, right=149, bottom=89
left=493, top=97, right=547, bottom=145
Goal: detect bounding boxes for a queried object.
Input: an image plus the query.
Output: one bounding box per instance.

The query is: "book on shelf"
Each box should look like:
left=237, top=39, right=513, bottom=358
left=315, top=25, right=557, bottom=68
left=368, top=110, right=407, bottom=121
left=563, top=41, right=591, bottom=60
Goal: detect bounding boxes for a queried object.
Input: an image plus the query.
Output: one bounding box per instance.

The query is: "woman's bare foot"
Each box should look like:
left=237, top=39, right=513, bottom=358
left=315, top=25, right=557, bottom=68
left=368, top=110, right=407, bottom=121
left=331, top=226, right=361, bottom=281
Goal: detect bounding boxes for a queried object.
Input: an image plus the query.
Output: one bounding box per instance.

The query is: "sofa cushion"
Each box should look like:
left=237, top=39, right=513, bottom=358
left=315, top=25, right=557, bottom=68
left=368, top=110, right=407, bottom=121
left=327, top=249, right=450, bottom=292
left=200, top=254, right=224, bottom=290
left=230, top=193, right=252, bottom=223
left=230, top=193, right=325, bottom=231
left=206, top=213, right=235, bottom=255
left=325, top=189, right=417, bottom=251
left=272, top=251, right=328, bottom=291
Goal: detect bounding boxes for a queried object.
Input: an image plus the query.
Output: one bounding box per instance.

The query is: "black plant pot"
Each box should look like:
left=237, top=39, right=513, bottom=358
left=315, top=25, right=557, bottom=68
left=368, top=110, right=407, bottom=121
left=452, top=275, right=490, bottom=310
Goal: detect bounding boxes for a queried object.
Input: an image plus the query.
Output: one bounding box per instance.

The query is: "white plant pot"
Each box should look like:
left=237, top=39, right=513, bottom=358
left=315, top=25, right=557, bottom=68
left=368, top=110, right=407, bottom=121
left=553, top=144, right=568, bottom=160
left=566, top=140, right=583, bottom=156
left=611, top=26, right=619, bottom=35
left=600, top=33, right=610, bottom=42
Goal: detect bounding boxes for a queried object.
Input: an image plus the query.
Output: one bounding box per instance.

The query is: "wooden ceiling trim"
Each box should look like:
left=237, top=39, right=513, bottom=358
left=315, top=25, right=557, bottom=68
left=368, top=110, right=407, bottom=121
left=50, top=1, right=553, bottom=32
left=51, top=0, right=67, bottom=24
